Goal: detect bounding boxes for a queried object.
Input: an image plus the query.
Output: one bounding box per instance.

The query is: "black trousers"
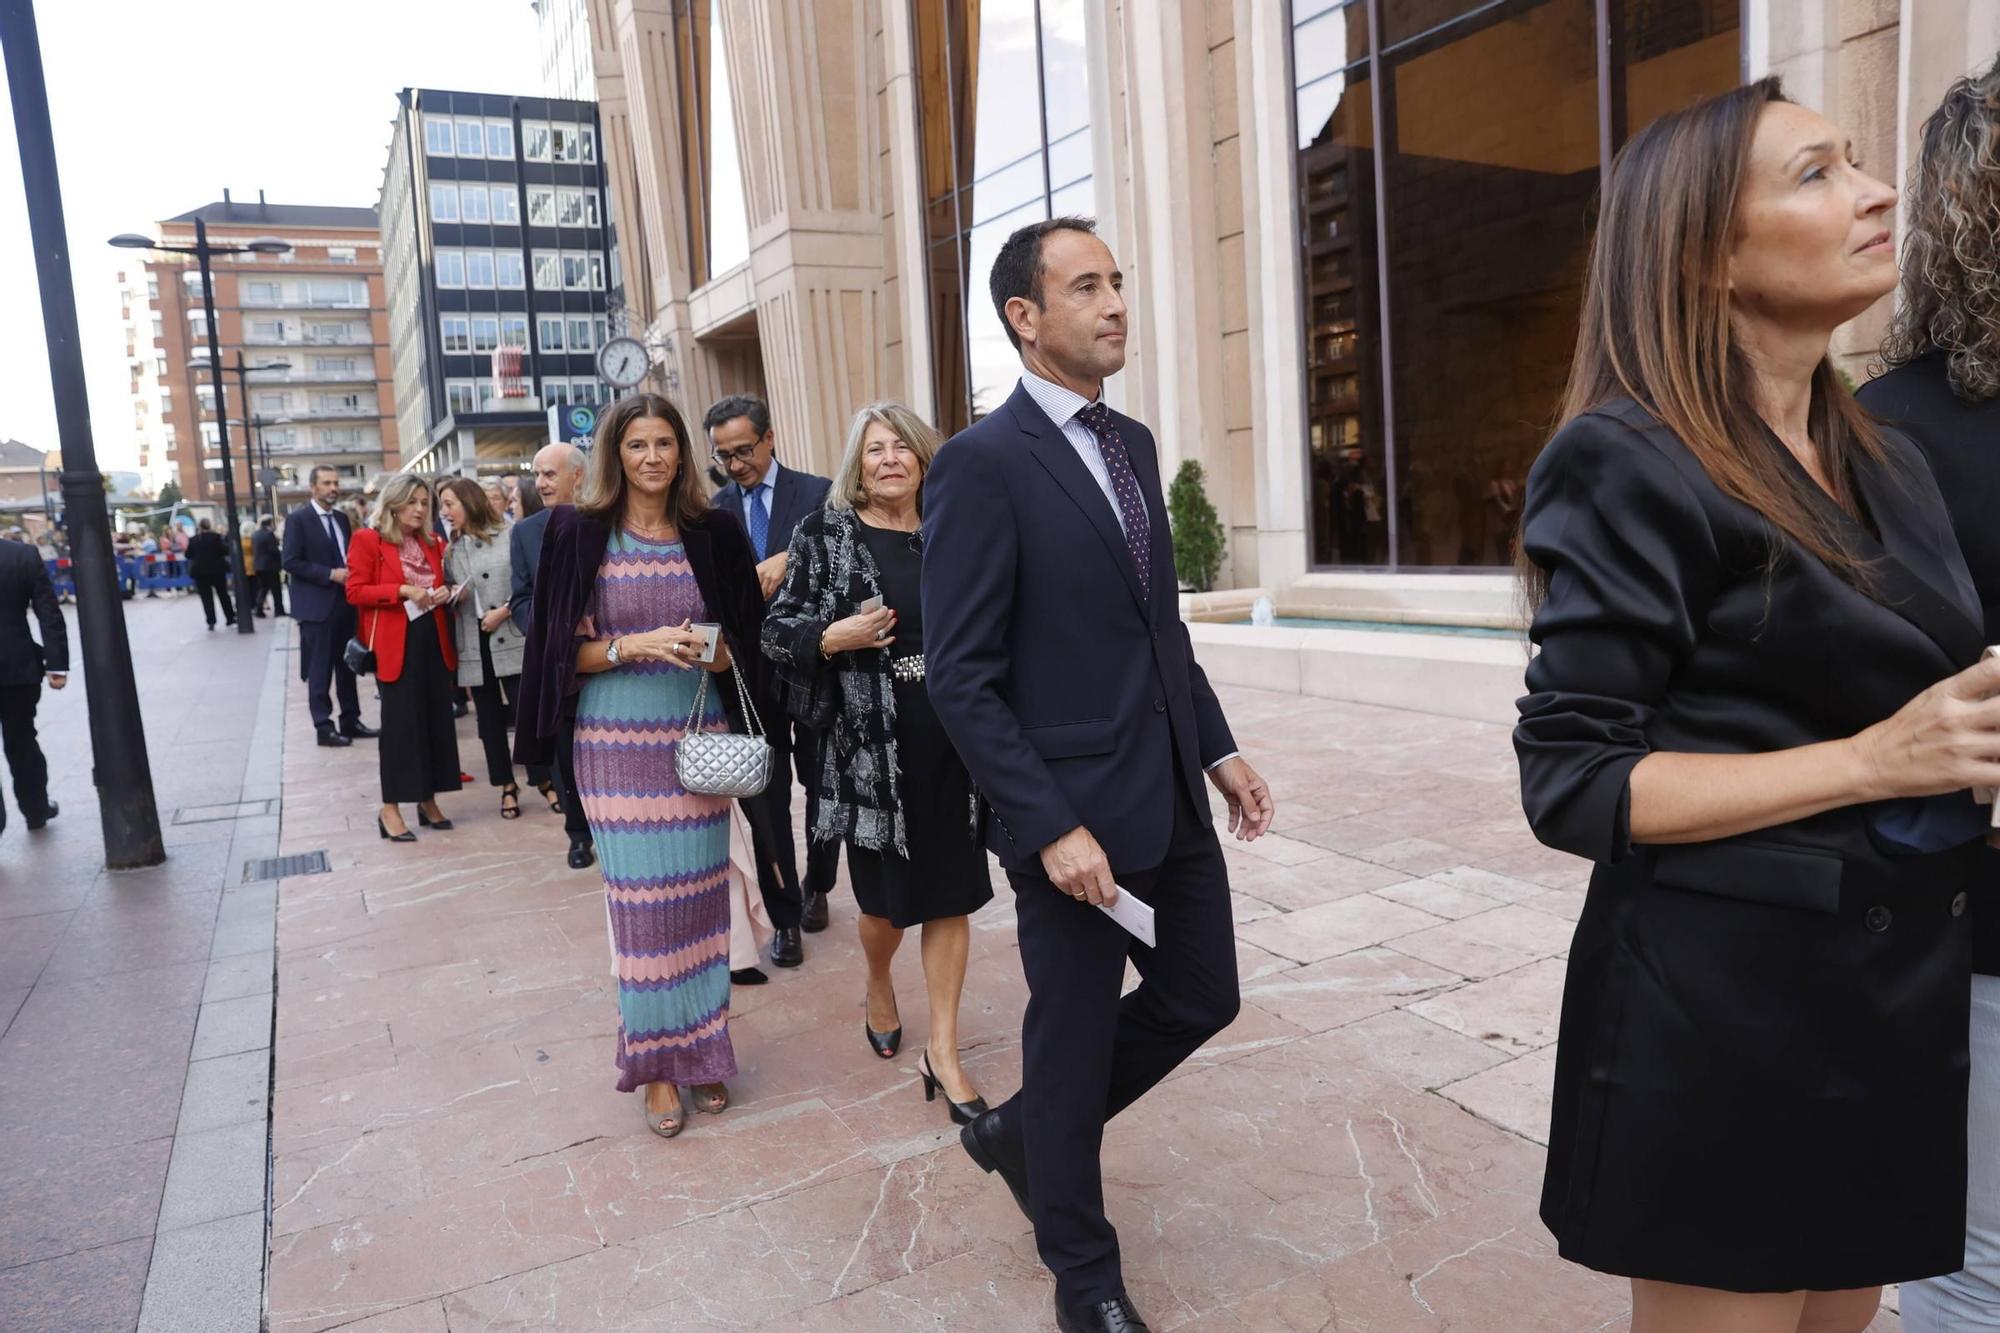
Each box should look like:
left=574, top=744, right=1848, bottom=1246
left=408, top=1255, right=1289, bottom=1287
left=377, top=618, right=462, bottom=805
left=0, top=682, right=50, bottom=826
left=466, top=631, right=518, bottom=789
left=298, top=614, right=361, bottom=733
left=737, top=716, right=833, bottom=931
left=193, top=573, right=235, bottom=626
left=253, top=570, right=284, bottom=615
left=997, top=767, right=1239, bottom=1305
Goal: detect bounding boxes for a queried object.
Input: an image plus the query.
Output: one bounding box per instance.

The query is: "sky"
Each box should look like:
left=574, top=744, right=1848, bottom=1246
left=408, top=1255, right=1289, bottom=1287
left=0, top=0, right=548, bottom=475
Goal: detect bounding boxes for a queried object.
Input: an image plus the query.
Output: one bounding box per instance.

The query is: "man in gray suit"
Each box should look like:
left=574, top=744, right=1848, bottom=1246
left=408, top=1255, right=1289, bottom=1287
left=510, top=442, right=594, bottom=870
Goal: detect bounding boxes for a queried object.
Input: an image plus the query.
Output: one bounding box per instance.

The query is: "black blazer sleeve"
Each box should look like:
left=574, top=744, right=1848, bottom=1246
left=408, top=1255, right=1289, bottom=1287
left=761, top=510, right=832, bottom=675
left=30, top=552, right=66, bottom=674
left=923, top=439, right=1081, bottom=856
left=1514, top=414, right=1717, bottom=864
left=701, top=509, right=770, bottom=705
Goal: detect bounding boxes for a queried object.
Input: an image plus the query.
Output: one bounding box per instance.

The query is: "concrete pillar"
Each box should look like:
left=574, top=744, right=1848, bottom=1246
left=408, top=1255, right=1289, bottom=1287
left=881, top=0, right=935, bottom=422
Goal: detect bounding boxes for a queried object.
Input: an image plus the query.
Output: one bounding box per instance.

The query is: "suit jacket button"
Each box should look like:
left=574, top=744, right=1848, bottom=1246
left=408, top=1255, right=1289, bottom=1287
left=1152, top=698, right=1166, bottom=713
left=1951, top=891, right=1969, bottom=918
left=1864, top=905, right=1893, bottom=933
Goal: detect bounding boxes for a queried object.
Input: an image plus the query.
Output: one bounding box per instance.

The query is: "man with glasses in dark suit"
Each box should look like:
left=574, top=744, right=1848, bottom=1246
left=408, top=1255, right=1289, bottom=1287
left=706, top=393, right=833, bottom=969
left=282, top=464, right=376, bottom=748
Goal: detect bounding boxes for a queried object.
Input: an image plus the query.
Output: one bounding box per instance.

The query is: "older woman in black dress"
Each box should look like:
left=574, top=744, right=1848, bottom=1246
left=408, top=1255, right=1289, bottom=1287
left=764, top=401, right=993, bottom=1124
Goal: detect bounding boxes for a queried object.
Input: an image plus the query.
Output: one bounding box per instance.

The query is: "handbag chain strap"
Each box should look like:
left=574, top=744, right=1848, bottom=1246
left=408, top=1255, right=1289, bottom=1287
left=683, top=656, right=764, bottom=739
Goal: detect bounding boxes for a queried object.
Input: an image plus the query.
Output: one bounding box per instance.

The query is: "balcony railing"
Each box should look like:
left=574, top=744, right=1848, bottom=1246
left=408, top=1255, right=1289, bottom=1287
left=236, top=295, right=371, bottom=310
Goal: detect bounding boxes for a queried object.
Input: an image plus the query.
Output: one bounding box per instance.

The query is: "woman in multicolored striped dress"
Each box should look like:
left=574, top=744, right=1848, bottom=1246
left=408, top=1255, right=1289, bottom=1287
left=513, top=393, right=769, bottom=1138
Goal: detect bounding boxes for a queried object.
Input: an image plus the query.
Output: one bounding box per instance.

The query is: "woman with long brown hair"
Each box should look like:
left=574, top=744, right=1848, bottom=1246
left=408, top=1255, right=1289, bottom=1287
left=1858, top=61, right=2000, bottom=1331
left=438, top=477, right=528, bottom=820
left=513, top=393, right=767, bottom=1138
left=1517, top=79, right=2000, bottom=1331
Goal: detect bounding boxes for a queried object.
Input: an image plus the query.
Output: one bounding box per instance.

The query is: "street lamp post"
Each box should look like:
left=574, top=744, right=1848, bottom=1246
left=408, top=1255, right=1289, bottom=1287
left=230, top=353, right=289, bottom=519
left=112, top=225, right=289, bottom=637
left=3, top=0, right=165, bottom=866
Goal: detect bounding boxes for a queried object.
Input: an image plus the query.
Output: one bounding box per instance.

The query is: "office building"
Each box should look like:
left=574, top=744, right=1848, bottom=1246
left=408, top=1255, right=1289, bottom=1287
left=379, top=87, right=616, bottom=477
left=135, top=194, right=396, bottom=513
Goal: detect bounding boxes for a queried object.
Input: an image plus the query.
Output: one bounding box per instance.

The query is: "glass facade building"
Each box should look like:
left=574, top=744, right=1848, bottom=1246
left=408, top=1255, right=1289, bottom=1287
left=1294, top=0, right=1741, bottom=568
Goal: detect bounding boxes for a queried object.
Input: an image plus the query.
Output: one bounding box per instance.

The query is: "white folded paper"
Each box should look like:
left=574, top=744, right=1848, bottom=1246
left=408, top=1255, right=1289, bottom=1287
left=1096, top=884, right=1157, bottom=947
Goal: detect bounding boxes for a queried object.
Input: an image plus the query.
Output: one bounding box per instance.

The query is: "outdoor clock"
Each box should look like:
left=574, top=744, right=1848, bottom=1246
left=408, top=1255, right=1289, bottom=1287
left=597, top=336, right=649, bottom=390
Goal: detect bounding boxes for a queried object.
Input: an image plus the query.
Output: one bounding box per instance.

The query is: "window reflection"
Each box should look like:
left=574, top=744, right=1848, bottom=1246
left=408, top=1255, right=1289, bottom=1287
left=917, top=0, right=1097, bottom=435
left=1296, top=0, right=1739, bottom=568
left=672, top=0, right=754, bottom=286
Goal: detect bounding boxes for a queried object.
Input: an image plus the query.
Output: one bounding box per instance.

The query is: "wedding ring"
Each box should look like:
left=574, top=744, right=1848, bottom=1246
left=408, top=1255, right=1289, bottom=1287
left=875, top=629, right=888, bottom=640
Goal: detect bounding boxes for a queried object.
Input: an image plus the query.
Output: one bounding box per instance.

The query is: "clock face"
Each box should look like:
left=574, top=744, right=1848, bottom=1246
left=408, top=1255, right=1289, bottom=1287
left=597, top=337, right=648, bottom=389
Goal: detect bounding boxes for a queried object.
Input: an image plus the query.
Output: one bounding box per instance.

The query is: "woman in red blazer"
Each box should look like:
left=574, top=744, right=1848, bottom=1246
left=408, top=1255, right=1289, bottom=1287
left=347, top=473, right=462, bottom=841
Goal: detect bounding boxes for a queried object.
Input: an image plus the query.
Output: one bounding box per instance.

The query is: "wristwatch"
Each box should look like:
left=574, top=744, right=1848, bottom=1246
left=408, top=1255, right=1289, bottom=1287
left=606, top=637, right=623, bottom=667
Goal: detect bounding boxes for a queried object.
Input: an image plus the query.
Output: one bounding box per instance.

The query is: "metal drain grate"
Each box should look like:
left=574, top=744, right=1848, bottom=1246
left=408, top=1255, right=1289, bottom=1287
left=242, top=851, right=331, bottom=883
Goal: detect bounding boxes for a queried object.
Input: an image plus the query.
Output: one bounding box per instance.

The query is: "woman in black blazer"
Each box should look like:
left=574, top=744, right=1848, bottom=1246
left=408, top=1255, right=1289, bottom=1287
left=1518, top=81, right=2000, bottom=1332
left=1856, top=64, right=2000, bottom=1331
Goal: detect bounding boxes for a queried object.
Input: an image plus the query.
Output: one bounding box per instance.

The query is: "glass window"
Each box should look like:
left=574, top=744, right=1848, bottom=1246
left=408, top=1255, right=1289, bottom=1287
left=567, top=317, right=594, bottom=352
left=429, top=182, right=459, bottom=223
left=245, top=280, right=281, bottom=304
left=435, top=249, right=464, bottom=287
left=500, top=314, right=529, bottom=349
left=916, top=0, right=1098, bottom=434
left=327, top=247, right=357, bottom=264
left=495, top=251, right=524, bottom=288
left=441, top=315, right=470, bottom=353
left=446, top=379, right=477, bottom=414
left=532, top=250, right=561, bottom=288
left=460, top=185, right=490, bottom=223
left=593, top=316, right=608, bottom=347
left=587, top=254, right=604, bottom=290
left=249, top=319, right=284, bottom=341
left=522, top=121, right=551, bottom=161
left=424, top=114, right=455, bottom=156
left=313, top=356, right=357, bottom=375
left=476, top=380, right=499, bottom=411
left=456, top=118, right=484, bottom=157
left=583, top=190, right=601, bottom=228
left=490, top=187, right=520, bottom=224
left=562, top=253, right=589, bottom=290
left=538, top=317, right=565, bottom=351
left=465, top=250, right=495, bottom=288
left=471, top=316, right=500, bottom=353
left=485, top=118, right=514, bottom=159
left=580, top=126, right=597, bottom=163
left=527, top=187, right=557, bottom=227
left=551, top=125, right=581, bottom=163
left=1290, top=0, right=1740, bottom=568
left=557, top=187, right=584, bottom=227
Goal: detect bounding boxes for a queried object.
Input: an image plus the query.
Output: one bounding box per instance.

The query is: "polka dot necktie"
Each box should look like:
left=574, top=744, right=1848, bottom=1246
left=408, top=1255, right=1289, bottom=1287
left=1075, top=400, right=1152, bottom=594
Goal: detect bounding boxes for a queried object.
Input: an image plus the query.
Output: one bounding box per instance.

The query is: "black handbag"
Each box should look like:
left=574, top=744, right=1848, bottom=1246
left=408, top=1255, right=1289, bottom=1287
left=343, top=609, right=379, bottom=676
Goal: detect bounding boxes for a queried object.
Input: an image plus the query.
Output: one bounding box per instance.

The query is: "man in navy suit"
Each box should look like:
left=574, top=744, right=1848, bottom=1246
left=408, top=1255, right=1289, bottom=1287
left=282, top=465, right=374, bottom=747
left=923, top=218, right=1274, bottom=1333
left=510, top=441, right=595, bottom=871
left=706, top=393, right=834, bottom=968
left=0, top=534, right=67, bottom=835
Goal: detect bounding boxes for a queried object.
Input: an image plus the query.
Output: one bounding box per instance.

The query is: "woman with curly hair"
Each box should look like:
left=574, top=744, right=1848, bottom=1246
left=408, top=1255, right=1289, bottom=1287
left=1858, top=59, right=2000, bottom=1332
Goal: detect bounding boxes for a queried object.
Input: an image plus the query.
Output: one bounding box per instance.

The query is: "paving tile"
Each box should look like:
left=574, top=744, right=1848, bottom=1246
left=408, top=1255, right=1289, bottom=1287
left=190, top=994, right=272, bottom=1060
left=0, top=1234, right=152, bottom=1333
left=1372, top=877, right=1507, bottom=921
left=176, top=1049, right=270, bottom=1134
left=1426, top=864, right=1559, bottom=905
left=0, top=986, right=25, bottom=1035
left=35, top=887, right=222, bottom=983
left=1438, top=1045, right=1560, bottom=1145
left=0, top=1133, right=172, bottom=1268
left=1240, top=947, right=1461, bottom=1033
left=1385, top=905, right=1576, bottom=981
left=138, top=1209, right=264, bottom=1333
left=202, top=949, right=274, bottom=1003
left=157, top=1118, right=268, bottom=1229
left=0, top=911, right=69, bottom=989
left=1237, top=894, right=1446, bottom=965
left=1408, top=957, right=1567, bottom=1056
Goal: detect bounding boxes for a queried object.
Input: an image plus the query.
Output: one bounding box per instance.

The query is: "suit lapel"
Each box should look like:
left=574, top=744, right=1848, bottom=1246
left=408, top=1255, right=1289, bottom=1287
left=1841, top=450, right=1986, bottom=667
left=1009, top=382, right=1149, bottom=614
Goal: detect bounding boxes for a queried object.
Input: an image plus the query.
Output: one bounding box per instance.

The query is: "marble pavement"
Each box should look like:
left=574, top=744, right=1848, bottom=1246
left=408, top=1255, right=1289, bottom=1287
left=261, top=663, right=1910, bottom=1331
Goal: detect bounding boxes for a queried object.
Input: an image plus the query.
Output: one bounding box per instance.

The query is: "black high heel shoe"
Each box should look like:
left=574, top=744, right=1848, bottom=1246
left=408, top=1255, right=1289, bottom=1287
left=865, top=1019, right=902, bottom=1060
left=417, top=806, right=454, bottom=831
left=377, top=816, right=416, bottom=843
left=919, top=1050, right=989, bottom=1126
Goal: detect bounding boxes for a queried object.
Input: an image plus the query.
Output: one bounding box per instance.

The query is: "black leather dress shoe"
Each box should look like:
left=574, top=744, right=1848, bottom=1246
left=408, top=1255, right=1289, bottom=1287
left=566, top=836, right=596, bottom=870
left=1056, top=1294, right=1150, bottom=1333
left=25, top=800, right=58, bottom=831
left=801, top=890, right=830, bottom=933
left=341, top=721, right=379, bottom=739
left=959, top=1106, right=1030, bottom=1222
left=770, top=926, right=803, bottom=969
left=730, top=967, right=769, bottom=985
left=316, top=728, right=352, bottom=748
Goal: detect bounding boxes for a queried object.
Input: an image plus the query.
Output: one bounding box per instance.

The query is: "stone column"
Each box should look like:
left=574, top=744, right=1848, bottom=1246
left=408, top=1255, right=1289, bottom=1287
left=880, top=0, right=933, bottom=421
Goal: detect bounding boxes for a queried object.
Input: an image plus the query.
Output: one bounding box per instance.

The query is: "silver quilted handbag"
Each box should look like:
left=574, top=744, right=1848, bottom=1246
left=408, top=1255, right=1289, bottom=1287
left=674, top=660, right=773, bottom=798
